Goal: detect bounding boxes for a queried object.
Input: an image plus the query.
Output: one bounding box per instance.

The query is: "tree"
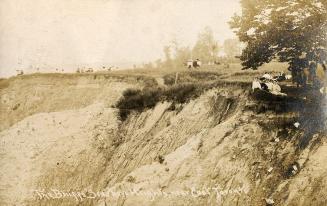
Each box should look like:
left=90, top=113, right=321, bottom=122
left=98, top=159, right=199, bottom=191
left=229, top=0, right=327, bottom=70
left=163, top=45, right=173, bottom=68
left=169, top=39, right=191, bottom=68
left=155, top=59, right=162, bottom=68
left=174, top=46, right=192, bottom=67
left=192, top=26, right=219, bottom=63
left=223, top=38, right=242, bottom=59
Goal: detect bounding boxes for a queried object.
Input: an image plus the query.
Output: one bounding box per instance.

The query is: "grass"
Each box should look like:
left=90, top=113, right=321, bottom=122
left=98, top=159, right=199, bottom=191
left=2, top=71, right=159, bottom=89
left=163, top=71, right=222, bottom=85
left=0, top=78, right=10, bottom=90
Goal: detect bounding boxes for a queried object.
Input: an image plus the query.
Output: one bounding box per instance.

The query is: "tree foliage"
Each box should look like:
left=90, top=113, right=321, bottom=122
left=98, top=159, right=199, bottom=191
left=230, top=0, right=327, bottom=70
left=192, top=26, right=219, bottom=63
left=223, top=38, right=242, bottom=59
left=161, top=26, right=220, bottom=68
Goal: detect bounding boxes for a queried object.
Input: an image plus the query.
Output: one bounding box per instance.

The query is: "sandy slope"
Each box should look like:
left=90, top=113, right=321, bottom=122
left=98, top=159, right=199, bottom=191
left=0, top=103, right=107, bottom=204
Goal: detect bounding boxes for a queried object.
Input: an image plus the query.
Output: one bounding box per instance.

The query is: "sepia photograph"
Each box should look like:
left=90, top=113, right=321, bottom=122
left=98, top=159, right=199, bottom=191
left=0, top=0, right=326, bottom=205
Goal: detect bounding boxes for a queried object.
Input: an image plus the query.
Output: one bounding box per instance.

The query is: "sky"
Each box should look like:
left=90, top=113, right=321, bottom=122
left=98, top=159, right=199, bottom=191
left=0, top=0, right=241, bottom=77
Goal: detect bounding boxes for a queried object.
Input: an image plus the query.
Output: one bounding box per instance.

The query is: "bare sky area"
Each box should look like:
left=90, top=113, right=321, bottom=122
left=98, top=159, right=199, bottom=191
left=0, top=0, right=241, bottom=77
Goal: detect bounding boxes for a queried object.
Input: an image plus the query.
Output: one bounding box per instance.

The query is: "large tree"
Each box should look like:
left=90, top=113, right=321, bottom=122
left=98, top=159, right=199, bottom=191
left=230, top=0, right=327, bottom=70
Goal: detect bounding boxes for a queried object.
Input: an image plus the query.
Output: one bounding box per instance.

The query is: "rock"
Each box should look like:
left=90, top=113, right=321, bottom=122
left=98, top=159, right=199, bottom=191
left=265, top=198, right=275, bottom=205
left=255, top=172, right=260, bottom=179
left=157, top=155, right=165, bottom=164
left=292, top=165, right=298, bottom=175
left=268, top=167, right=273, bottom=173
left=294, top=122, right=300, bottom=128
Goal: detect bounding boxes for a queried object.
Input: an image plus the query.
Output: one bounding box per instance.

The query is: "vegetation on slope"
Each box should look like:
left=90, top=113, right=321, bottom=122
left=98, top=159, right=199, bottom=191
left=115, top=83, right=201, bottom=120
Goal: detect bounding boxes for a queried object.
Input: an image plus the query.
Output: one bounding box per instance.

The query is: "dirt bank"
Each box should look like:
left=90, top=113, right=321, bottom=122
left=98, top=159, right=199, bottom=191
left=0, top=73, right=326, bottom=205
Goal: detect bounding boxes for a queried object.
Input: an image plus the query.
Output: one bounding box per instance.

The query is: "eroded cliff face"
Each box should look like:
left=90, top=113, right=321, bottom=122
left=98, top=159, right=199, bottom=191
left=0, top=73, right=154, bottom=131
left=0, top=75, right=326, bottom=206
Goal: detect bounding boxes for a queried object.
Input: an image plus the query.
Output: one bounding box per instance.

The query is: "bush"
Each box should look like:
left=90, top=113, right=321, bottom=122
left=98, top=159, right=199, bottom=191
left=122, top=88, right=141, bottom=97
left=116, top=88, right=161, bottom=120
left=163, top=84, right=197, bottom=103
left=163, top=75, right=175, bottom=85
left=115, top=83, right=200, bottom=121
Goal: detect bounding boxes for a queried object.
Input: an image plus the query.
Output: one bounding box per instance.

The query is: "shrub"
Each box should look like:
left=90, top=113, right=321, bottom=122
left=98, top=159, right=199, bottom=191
left=163, top=84, right=197, bottom=103
left=122, top=88, right=141, bottom=97
left=116, top=88, right=161, bottom=121
left=116, top=83, right=200, bottom=121
left=163, top=75, right=175, bottom=85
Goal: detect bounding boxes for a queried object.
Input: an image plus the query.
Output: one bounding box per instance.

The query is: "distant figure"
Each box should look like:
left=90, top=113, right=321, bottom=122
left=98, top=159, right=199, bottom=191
left=252, top=76, right=286, bottom=96
left=196, top=59, right=202, bottom=67
left=193, top=59, right=201, bottom=68
left=289, top=65, right=302, bottom=86
left=315, top=62, right=327, bottom=88
left=303, top=67, right=309, bottom=87
left=260, top=72, right=273, bottom=81
left=252, top=78, right=262, bottom=91
left=214, top=61, right=221, bottom=65
left=86, top=68, right=93, bottom=73
left=273, top=72, right=288, bottom=82
left=186, top=60, right=193, bottom=69
left=260, top=82, right=269, bottom=92
left=285, top=74, right=292, bottom=80
left=16, top=70, right=24, bottom=76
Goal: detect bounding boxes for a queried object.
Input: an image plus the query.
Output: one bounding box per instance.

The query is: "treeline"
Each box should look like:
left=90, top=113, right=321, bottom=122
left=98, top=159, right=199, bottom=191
left=142, top=26, right=243, bottom=69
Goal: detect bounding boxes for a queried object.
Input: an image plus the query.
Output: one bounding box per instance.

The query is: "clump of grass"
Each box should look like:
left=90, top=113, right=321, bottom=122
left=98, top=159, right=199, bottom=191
left=115, top=83, right=200, bottom=121
left=126, top=175, right=136, bottom=183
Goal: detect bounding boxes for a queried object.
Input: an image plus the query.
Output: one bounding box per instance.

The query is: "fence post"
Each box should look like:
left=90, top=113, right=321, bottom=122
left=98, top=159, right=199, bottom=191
left=175, top=72, right=179, bottom=84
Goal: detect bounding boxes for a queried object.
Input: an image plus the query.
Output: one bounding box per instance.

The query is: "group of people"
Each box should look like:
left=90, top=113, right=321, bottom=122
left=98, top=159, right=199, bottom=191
left=252, top=72, right=288, bottom=96
left=252, top=58, right=327, bottom=96
left=290, top=60, right=327, bottom=88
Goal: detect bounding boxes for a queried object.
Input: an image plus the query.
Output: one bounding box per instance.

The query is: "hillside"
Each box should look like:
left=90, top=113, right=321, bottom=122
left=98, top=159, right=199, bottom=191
left=1, top=65, right=326, bottom=206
